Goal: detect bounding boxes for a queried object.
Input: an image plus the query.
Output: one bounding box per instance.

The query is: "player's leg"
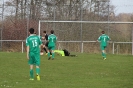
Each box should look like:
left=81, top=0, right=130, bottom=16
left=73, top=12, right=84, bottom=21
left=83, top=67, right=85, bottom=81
left=46, top=49, right=52, bottom=55
left=51, top=50, right=55, bottom=60
left=101, top=46, right=105, bottom=58
left=47, top=47, right=51, bottom=60
left=103, top=46, right=107, bottom=60
left=45, top=42, right=52, bottom=55
left=100, top=46, right=104, bottom=57
left=101, top=46, right=107, bottom=60
left=28, top=53, right=34, bottom=80
left=35, top=54, right=40, bottom=81
left=43, top=45, right=48, bottom=54
left=29, top=65, right=34, bottom=80
left=36, top=66, right=40, bottom=81
left=102, top=49, right=105, bottom=58
left=51, top=46, right=55, bottom=60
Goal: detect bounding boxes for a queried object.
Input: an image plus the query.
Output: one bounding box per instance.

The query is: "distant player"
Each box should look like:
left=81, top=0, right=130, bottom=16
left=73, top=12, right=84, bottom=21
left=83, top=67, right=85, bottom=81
left=26, top=28, right=43, bottom=81
left=42, top=30, right=49, bottom=55
left=34, top=32, right=44, bottom=55
left=47, top=30, right=57, bottom=60
left=97, top=31, right=111, bottom=60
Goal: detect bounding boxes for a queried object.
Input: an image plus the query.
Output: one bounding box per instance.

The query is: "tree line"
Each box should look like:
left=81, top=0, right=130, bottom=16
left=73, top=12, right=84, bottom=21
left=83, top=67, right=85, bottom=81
left=0, top=0, right=133, bottom=42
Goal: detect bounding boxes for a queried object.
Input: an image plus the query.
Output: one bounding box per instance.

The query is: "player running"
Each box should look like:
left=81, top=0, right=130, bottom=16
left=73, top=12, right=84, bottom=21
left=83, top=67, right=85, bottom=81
left=47, top=30, right=57, bottom=60
left=97, top=31, right=111, bottom=60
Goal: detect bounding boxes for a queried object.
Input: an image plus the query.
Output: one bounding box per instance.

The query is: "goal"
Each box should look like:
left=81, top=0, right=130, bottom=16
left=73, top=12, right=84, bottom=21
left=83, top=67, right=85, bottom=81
left=38, top=20, right=133, bottom=54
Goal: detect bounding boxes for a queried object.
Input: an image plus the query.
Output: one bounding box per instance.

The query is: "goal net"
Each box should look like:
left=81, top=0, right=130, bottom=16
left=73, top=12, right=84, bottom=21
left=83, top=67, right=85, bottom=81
left=38, top=20, right=133, bottom=54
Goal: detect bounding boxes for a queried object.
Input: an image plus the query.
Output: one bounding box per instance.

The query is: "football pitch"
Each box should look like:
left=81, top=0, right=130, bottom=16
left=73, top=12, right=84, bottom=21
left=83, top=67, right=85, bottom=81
left=0, top=52, right=133, bottom=88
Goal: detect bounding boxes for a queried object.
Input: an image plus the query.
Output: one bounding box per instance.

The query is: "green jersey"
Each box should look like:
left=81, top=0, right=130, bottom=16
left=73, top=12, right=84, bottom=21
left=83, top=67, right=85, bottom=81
left=26, top=34, right=42, bottom=53
left=38, top=35, right=42, bottom=39
left=98, top=34, right=110, bottom=46
left=48, top=34, right=57, bottom=47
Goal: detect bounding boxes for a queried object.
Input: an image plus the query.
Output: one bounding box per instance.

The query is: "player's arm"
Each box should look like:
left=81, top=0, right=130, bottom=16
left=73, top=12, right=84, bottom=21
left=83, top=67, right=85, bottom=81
left=26, top=46, right=29, bottom=59
left=107, top=36, right=111, bottom=42
left=55, top=37, right=57, bottom=44
left=42, top=37, right=45, bottom=40
left=96, top=36, right=101, bottom=42
left=96, top=40, right=99, bottom=42
left=26, top=38, right=29, bottom=59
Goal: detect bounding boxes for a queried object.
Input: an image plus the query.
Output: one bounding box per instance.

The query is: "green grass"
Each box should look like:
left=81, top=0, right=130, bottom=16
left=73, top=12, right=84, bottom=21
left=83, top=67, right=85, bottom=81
left=0, top=52, right=133, bottom=88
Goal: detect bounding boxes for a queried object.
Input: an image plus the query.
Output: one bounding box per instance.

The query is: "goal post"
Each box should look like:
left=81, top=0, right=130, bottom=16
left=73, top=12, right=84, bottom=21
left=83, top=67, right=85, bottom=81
left=38, top=20, right=133, bottom=54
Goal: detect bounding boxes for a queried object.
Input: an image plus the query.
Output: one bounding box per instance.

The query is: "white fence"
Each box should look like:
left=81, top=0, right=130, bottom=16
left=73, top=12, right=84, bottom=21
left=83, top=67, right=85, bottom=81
left=0, top=40, right=133, bottom=55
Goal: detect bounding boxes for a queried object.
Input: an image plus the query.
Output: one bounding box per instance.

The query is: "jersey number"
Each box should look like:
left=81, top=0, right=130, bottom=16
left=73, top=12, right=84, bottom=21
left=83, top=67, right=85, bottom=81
left=103, top=36, right=108, bottom=42
left=32, top=40, right=37, bottom=47
left=51, top=37, right=54, bottom=42
left=104, top=37, right=106, bottom=42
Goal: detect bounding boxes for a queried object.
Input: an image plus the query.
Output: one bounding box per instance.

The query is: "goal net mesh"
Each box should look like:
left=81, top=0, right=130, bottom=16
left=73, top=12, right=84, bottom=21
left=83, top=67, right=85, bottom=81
left=39, top=21, right=133, bottom=54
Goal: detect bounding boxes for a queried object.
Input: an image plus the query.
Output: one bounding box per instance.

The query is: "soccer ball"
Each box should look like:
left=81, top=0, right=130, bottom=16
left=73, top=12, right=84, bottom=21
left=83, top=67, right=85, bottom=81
left=40, top=52, right=44, bottom=55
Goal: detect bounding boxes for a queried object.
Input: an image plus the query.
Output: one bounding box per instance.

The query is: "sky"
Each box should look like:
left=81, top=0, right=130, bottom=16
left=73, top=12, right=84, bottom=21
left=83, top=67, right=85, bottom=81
left=111, top=0, right=133, bottom=15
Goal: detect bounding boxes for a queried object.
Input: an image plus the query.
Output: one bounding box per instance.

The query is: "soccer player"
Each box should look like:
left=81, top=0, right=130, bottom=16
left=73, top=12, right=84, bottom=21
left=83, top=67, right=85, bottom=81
left=26, top=28, right=43, bottom=81
left=97, top=31, right=111, bottom=60
left=47, top=30, right=57, bottom=60
left=34, top=32, right=44, bottom=55
left=42, top=30, right=49, bottom=55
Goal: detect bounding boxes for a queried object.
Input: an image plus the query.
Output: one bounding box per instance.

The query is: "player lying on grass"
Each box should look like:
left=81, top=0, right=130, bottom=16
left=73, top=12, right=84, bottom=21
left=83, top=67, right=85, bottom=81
left=54, top=49, right=77, bottom=57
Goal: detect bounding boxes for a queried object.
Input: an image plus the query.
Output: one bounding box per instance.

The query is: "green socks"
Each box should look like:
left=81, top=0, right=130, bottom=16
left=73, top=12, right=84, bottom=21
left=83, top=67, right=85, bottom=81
left=48, top=52, right=50, bottom=58
left=30, top=68, right=40, bottom=79
left=102, top=52, right=106, bottom=58
left=30, top=69, right=33, bottom=78
left=48, top=52, right=55, bottom=59
left=52, top=53, right=55, bottom=59
left=36, top=68, right=40, bottom=75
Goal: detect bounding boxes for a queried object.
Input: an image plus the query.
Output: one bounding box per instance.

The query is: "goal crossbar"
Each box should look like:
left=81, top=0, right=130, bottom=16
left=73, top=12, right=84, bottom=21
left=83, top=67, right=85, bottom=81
left=39, top=20, right=133, bottom=24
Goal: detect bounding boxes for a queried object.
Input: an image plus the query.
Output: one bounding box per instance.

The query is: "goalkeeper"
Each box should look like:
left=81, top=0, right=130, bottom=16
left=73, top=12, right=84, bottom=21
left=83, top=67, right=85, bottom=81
left=54, top=49, right=77, bottom=57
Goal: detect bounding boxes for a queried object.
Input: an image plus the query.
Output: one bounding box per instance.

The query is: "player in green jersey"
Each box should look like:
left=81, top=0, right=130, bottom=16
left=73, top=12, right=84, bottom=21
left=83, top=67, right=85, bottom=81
left=97, top=31, right=111, bottom=60
left=26, top=28, right=43, bottom=80
left=47, top=30, right=57, bottom=60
